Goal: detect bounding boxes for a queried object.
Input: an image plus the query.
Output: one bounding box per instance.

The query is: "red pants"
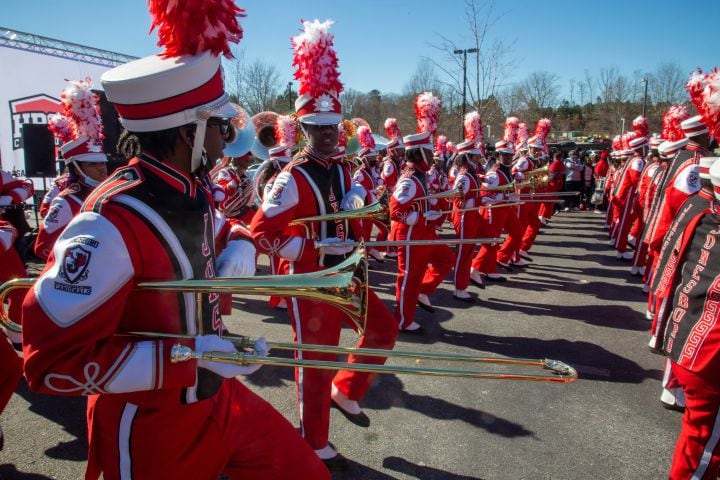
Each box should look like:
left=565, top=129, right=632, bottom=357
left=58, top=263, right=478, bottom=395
left=630, top=206, right=644, bottom=240
left=87, top=379, right=329, bottom=480
left=669, top=364, right=720, bottom=480
left=632, top=240, right=649, bottom=269
left=288, top=288, right=397, bottom=449
left=0, top=335, right=21, bottom=416
left=472, top=211, right=502, bottom=275
left=613, top=192, right=637, bottom=253
left=452, top=211, right=481, bottom=290
left=538, top=186, right=560, bottom=220
left=495, top=207, right=523, bottom=265
left=395, top=239, right=454, bottom=329
left=519, top=202, right=542, bottom=253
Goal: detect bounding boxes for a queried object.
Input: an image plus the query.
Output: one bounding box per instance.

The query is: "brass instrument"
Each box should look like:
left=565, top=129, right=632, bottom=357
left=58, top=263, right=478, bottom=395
left=524, top=164, right=549, bottom=178
left=314, top=237, right=504, bottom=248
left=288, top=202, right=389, bottom=227
left=436, top=202, right=524, bottom=215
left=470, top=180, right=533, bottom=193
left=413, top=188, right=463, bottom=202
left=249, top=111, right=280, bottom=161
left=0, top=247, right=577, bottom=382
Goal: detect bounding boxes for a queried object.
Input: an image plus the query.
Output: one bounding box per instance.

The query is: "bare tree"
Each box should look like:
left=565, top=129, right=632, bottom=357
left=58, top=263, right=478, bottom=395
left=225, top=46, right=282, bottom=114
left=403, top=59, right=442, bottom=95
left=427, top=0, right=513, bottom=120
left=516, top=71, right=560, bottom=111
left=648, top=62, right=686, bottom=105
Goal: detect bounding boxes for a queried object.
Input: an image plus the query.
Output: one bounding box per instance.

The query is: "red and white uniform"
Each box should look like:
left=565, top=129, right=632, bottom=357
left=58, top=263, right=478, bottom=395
left=251, top=148, right=397, bottom=451
left=652, top=196, right=720, bottom=479
left=34, top=182, right=94, bottom=260
left=389, top=164, right=453, bottom=328
left=353, top=165, right=381, bottom=241
left=477, top=163, right=522, bottom=267
left=22, top=154, right=325, bottom=479
left=0, top=220, right=23, bottom=423
left=452, top=165, right=483, bottom=290
left=39, top=174, right=69, bottom=219
left=611, top=154, right=644, bottom=254
left=519, top=155, right=544, bottom=253
left=380, top=155, right=403, bottom=193
left=539, top=158, right=564, bottom=221
left=511, top=155, right=535, bottom=258
left=0, top=170, right=33, bottom=206
left=630, top=160, right=662, bottom=269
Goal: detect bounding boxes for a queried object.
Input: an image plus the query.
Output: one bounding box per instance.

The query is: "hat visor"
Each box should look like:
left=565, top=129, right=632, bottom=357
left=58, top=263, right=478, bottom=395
left=211, top=100, right=239, bottom=119
left=70, top=152, right=108, bottom=163
left=299, top=112, right=343, bottom=125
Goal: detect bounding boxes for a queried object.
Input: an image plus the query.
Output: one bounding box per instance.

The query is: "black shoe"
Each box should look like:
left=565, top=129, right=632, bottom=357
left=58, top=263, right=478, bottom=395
left=400, top=325, right=426, bottom=336
left=416, top=300, right=435, bottom=313
left=485, top=275, right=507, bottom=283
left=322, top=452, right=350, bottom=472
left=497, top=262, right=514, bottom=272
left=519, top=252, right=533, bottom=261
left=453, top=294, right=476, bottom=304
left=331, top=400, right=370, bottom=428
left=469, top=277, right=486, bottom=289
left=660, top=400, right=685, bottom=414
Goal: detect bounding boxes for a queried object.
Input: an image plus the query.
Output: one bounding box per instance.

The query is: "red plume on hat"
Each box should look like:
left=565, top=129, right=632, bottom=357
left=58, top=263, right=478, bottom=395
left=621, top=132, right=637, bottom=151
left=47, top=113, right=74, bottom=145
left=517, top=122, right=529, bottom=149
left=446, top=141, right=457, bottom=155
left=414, top=92, right=442, bottom=136
left=55, top=78, right=104, bottom=147
left=149, top=0, right=245, bottom=59
left=661, top=104, right=689, bottom=141
left=534, top=118, right=552, bottom=140
left=612, top=135, right=623, bottom=151
left=632, top=116, right=649, bottom=138
left=703, top=69, right=720, bottom=140
left=435, top=134, right=448, bottom=157
left=292, top=20, right=343, bottom=99
left=357, top=126, right=375, bottom=149
left=503, top=116, right=520, bottom=144
left=337, top=125, right=348, bottom=148
left=384, top=118, right=402, bottom=140
left=275, top=115, right=298, bottom=149
left=686, top=68, right=709, bottom=119
left=463, top=111, right=483, bottom=146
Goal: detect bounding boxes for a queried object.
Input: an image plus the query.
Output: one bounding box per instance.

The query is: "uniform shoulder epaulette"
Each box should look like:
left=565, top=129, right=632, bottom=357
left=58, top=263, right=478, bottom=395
left=58, top=182, right=82, bottom=197
left=83, top=166, right=144, bottom=214
left=286, top=155, right=309, bottom=171
left=400, top=167, right=415, bottom=180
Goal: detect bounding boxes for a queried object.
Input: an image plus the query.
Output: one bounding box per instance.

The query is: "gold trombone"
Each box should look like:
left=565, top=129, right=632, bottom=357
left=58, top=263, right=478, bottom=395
left=0, top=246, right=577, bottom=382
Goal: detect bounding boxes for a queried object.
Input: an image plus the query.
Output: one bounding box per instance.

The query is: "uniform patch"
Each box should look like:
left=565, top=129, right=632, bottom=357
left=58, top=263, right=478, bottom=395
left=61, top=245, right=92, bottom=284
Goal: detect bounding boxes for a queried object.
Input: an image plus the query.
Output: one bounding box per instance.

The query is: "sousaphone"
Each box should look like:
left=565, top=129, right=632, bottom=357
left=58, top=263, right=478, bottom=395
left=250, top=111, right=279, bottom=161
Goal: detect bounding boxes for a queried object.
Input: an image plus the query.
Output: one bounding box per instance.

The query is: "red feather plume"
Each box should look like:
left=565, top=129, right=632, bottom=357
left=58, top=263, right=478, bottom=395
left=632, top=116, right=649, bottom=138
left=292, top=19, right=343, bottom=97
left=435, top=134, right=448, bottom=157
left=384, top=118, right=402, bottom=140
left=149, top=0, right=245, bottom=59
left=661, top=104, right=689, bottom=142
left=533, top=118, right=552, bottom=141
left=503, top=117, right=520, bottom=143
left=357, top=126, right=375, bottom=151
left=414, top=92, right=442, bottom=135
left=463, top=112, right=483, bottom=146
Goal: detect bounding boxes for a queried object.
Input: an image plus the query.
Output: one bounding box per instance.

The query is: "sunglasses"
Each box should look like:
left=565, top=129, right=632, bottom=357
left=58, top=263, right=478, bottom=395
left=207, top=117, right=231, bottom=136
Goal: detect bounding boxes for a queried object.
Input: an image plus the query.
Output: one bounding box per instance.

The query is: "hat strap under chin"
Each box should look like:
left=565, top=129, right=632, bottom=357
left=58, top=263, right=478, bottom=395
left=191, top=119, right=208, bottom=173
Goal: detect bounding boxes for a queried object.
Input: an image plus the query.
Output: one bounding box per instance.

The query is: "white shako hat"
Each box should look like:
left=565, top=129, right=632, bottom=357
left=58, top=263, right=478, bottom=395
left=681, top=115, right=709, bottom=138
left=629, top=136, right=648, bottom=150
left=649, top=136, right=664, bottom=149
left=456, top=139, right=481, bottom=155
left=292, top=20, right=343, bottom=125
left=61, top=135, right=107, bottom=163
left=101, top=0, right=245, bottom=171
left=268, top=145, right=292, bottom=162
left=699, top=157, right=718, bottom=180
left=710, top=159, right=720, bottom=201
left=403, top=132, right=433, bottom=150
left=494, top=139, right=514, bottom=155
left=658, top=139, right=689, bottom=159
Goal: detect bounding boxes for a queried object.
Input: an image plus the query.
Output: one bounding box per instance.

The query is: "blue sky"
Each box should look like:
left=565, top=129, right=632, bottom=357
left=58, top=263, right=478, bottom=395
left=1, top=0, right=718, bottom=99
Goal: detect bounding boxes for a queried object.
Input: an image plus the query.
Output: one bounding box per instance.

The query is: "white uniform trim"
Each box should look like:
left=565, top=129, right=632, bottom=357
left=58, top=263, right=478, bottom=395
left=399, top=225, right=413, bottom=327
left=119, top=403, right=138, bottom=480
left=288, top=262, right=305, bottom=438
left=693, top=407, right=720, bottom=479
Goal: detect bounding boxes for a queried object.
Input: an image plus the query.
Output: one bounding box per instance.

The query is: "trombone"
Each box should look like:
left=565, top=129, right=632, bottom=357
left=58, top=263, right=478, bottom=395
left=0, top=246, right=577, bottom=383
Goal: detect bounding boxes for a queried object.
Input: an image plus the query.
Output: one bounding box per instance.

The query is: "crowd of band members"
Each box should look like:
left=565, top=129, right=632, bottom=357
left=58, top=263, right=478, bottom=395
left=0, top=33, right=718, bottom=478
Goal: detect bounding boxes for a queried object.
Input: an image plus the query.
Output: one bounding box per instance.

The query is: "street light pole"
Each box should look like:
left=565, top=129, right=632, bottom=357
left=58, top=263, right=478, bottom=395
left=454, top=48, right=479, bottom=139
left=641, top=77, right=648, bottom=117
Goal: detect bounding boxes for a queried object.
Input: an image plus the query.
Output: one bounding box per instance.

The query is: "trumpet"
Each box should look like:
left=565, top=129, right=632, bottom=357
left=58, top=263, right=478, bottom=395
left=413, top=188, right=463, bottom=202
left=289, top=202, right=388, bottom=226
left=0, top=246, right=577, bottom=382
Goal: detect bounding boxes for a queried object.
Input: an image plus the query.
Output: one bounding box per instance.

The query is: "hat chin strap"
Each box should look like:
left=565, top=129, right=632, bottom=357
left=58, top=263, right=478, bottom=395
left=70, top=160, right=100, bottom=188
left=191, top=119, right=208, bottom=173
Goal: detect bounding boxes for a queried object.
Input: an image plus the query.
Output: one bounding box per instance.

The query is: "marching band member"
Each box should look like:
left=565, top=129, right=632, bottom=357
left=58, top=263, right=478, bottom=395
left=538, top=150, right=565, bottom=226
left=34, top=80, right=108, bottom=261
left=22, top=4, right=328, bottom=478
left=655, top=151, right=720, bottom=479
left=611, top=117, right=648, bottom=260
left=510, top=123, right=534, bottom=266
left=629, top=136, right=662, bottom=275
left=451, top=133, right=484, bottom=302
left=251, top=19, right=397, bottom=470
left=389, top=92, right=454, bottom=328
left=381, top=118, right=404, bottom=194
left=352, top=126, right=386, bottom=262
left=519, top=119, right=552, bottom=258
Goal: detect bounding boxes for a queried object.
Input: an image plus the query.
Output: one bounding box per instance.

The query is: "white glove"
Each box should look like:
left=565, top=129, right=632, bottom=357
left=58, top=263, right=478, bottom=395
left=0, top=196, right=12, bottom=206
left=341, top=185, right=366, bottom=211
left=424, top=210, right=442, bottom=221
left=216, top=239, right=256, bottom=278
left=319, top=237, right=354, bottom=256
left=195, top=334, right=262, bottom=377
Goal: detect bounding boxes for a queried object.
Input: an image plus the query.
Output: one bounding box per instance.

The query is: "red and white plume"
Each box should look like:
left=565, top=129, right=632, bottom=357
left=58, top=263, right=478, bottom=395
left=533, top=118, right=552, bottom=142
left=47, top=113, right=74, bottom=144
left=661, top=104, right=689, bottom=141
left=384, top=117, right=402, bottom=141
left=292, top=19, right=343, bottom=97
left=612, top=135, right=623, bottom=151
left=149, top=0, right=245, bottom=59
left=463, top=112, right=483, bottom=146
left=59, top=78, right=104, bottom=145
left=357, top=126, right=375, bottom=151
left=703, top=69, right=720, bottom=140
left=686, top=68, right=709, bottom=119
left=632, top=115, right=649, bottom=138
left=337, top=125, right=348, bottom=148
left=275, top=115, right=298, bottom=149
left=621, top=132, right=637, bottom=150
left=446, top=141, right=457, bottom=155
left=414, top=92, right=442, bottom=136
left=517, top=122, right=529, bottom=149
left=435, top=134, right=448, bottom=157
left=503, top=116, right=520, bottom=144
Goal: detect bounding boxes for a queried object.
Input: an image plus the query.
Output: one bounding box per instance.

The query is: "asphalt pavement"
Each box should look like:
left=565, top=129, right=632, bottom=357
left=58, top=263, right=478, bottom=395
left=0, top=210, right=681, bottom=479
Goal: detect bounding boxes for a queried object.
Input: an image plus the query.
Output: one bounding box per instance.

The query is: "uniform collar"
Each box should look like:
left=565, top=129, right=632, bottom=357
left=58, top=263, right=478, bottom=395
left=137, top=153, right=197, bottom=197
